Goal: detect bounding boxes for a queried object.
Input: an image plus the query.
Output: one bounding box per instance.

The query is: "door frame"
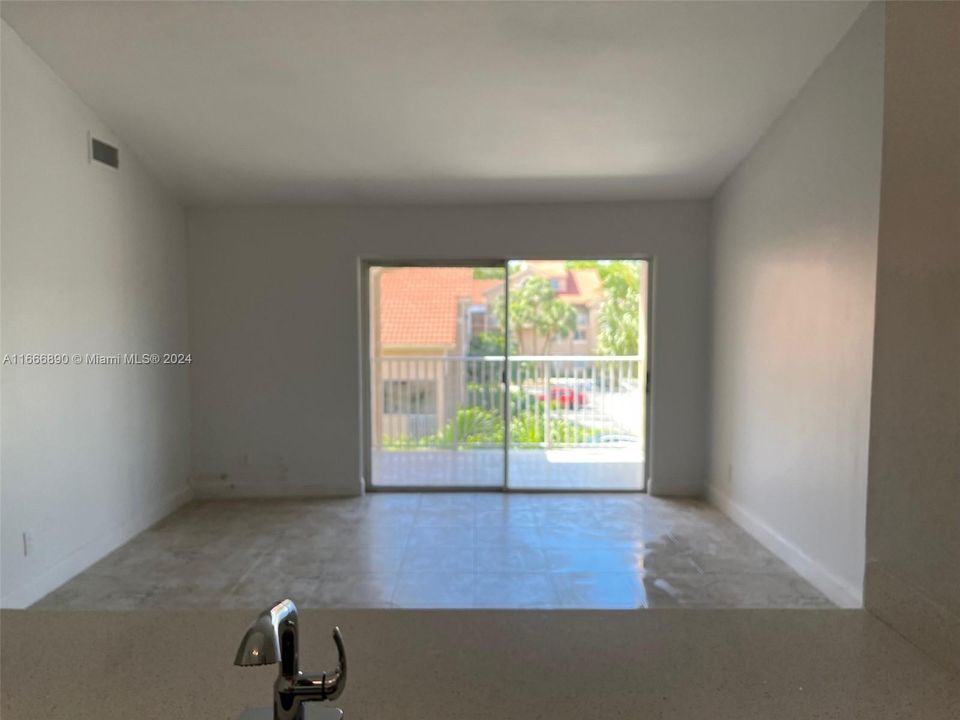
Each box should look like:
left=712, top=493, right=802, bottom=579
left=360, top=257, right=654, bottom=493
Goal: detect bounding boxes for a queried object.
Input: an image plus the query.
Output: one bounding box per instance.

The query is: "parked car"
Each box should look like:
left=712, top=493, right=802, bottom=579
left=536, top=385, right=589, bottom=408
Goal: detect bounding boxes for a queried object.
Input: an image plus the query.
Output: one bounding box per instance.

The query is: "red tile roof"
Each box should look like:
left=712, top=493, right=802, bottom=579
left=378, top=267, right=481, bottom=347
left=561, top=268, right=603, bottom=305
left=483, top=263, right=603, bottom=306
left=377, top=263, right=601, bottom=348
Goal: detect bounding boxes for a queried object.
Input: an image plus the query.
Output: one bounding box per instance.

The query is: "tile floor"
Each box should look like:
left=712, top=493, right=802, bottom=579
left=34, top=493, right=833, bottom=610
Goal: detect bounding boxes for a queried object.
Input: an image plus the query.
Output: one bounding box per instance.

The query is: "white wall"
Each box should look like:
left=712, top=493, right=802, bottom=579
left=865, top=1, right=960, bottom=672
left=0, top=21, right=192, bottom=607
left=187, top=202, right=710, bottom=498
left=707, top=4, right=884, bottom=607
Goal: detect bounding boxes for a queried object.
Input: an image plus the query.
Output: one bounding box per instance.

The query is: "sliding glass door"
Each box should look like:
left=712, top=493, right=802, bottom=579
left=369, top=264, right=506, bottom=488
left=504, top=260, right=648, bottom=490
left=367, top=260, right=648, bottom=491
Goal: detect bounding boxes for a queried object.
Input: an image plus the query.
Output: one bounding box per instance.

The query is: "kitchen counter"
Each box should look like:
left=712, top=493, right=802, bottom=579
left=2, top=608, right=958, bottom=719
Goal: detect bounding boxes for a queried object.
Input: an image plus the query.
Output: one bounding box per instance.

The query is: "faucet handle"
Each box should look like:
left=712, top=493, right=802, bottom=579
left=322, top=627, right=347, bottom=700
left=332, top=627, right=346, bottom=670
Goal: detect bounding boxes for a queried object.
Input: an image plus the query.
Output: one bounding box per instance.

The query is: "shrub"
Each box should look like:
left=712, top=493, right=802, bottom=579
left=382, top=404, right=598, bottom=449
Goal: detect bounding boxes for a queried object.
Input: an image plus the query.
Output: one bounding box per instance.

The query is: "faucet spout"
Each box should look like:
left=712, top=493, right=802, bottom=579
left=234, top=599, right=347, bottom=720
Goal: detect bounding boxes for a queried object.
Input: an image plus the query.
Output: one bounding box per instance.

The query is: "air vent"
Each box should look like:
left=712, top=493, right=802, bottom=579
left=91, top=137, right=119, bottom=169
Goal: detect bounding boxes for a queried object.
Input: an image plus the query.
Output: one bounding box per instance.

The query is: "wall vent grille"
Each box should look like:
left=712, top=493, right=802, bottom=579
left=91, top=137, right=119, bottom=169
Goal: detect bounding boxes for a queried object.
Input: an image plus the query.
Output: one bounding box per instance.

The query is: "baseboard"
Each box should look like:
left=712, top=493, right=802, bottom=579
left=0, top=485, right=194, bottom=608
left=708, top=485, right=863, bottom=608
left=191, top=477, right=359, bottom=499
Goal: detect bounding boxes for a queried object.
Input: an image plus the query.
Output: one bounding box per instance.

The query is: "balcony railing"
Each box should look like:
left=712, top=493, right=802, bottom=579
left=372, top=355, right=645, bottom=451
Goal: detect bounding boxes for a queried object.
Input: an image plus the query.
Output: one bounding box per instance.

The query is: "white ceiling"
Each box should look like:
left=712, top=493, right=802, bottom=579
left=1, top=1, right=867, bottom=205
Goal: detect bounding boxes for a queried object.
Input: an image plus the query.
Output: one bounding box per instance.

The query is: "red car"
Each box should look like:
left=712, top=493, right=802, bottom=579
left=536, top=386, right=589, bottom=408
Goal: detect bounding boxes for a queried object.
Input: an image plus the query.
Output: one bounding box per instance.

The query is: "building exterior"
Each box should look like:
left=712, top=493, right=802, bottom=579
left=370, top=263, right=605, bottom=445
left=496, top=261, right=604, bottom=355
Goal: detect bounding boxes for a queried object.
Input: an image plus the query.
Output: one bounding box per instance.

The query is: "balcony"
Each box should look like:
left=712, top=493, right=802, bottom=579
left=371, top=355, right=646, bottom=490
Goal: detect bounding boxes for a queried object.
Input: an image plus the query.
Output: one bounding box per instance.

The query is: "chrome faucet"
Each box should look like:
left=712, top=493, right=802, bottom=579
left=235, top=599, right=347, bottom=720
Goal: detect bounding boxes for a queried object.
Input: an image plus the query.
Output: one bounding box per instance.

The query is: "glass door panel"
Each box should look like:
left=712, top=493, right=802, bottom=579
left=369, top=265, right=506, bottom=488
left=505, top=260, right=648, bottom=491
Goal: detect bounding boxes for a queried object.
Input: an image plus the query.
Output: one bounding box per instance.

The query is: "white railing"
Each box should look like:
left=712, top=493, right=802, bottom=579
left=373, top=355, right=645, bottom=450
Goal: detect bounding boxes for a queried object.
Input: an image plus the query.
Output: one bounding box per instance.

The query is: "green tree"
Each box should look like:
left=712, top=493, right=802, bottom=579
left=597, top=262, right=641, bottom=356
left=473, top=267, right=506, bottom=280
left=468, top=331, right=506, bottom=356
left=495, top=276, right=577, bottom=354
